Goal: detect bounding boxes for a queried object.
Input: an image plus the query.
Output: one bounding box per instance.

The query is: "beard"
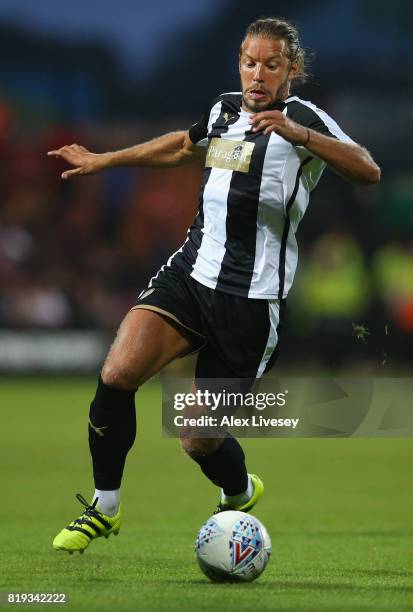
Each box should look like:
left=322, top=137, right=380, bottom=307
left=242, top=96, right=273, bottom=113
left=242, top=78, right=290, bottom=113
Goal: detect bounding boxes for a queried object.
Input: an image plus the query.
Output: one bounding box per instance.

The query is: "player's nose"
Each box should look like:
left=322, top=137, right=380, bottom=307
left=252, top=63, right=264, bottom=81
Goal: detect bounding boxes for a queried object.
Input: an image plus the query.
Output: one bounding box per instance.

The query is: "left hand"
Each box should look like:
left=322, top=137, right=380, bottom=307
left=249, top=110, right=308, bottom=145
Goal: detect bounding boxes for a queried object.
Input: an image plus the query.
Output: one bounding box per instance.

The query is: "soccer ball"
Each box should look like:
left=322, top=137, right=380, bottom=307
left=195, top=511, right=271, bottom=583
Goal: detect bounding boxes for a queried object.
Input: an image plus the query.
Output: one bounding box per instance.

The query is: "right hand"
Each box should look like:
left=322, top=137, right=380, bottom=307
left=47, top=143, right=108, bottom=180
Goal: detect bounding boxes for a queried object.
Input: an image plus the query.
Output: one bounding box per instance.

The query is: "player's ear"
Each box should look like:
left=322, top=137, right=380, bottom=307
left=288, top=60, right=299, bottom=82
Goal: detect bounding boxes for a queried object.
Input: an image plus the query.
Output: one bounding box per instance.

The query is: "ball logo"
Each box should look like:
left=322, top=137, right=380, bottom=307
left=230, top=518, right=262, bottom=569
left=233, top=540, right=255, bottom=566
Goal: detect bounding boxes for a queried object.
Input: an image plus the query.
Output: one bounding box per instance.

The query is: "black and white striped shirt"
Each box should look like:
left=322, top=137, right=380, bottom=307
left=171, top=92, right=354, bottom=299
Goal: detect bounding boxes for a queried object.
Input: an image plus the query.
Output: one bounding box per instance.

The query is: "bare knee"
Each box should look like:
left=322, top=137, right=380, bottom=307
left=180, top=435, right=223, bottom=458
left=101, top=361, right=140, bottom=390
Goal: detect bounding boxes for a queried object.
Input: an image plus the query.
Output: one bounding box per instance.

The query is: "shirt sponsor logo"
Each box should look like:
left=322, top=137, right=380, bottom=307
left=205, top=138, right=255, bottom=173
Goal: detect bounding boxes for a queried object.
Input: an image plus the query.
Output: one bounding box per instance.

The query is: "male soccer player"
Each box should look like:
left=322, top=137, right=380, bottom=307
left=49, top=18, right=380, bottom=553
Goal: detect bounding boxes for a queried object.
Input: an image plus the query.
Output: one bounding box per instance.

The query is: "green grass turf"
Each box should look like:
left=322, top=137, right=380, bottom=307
left=1, top=377, right=412, bottom=611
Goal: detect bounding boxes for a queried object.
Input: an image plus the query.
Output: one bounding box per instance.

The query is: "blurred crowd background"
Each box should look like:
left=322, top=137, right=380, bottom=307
left=0, top=0, right=412, bottom=372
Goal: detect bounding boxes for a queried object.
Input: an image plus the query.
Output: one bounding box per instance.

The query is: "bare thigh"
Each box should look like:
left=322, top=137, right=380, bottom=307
left=101, top=308, right=195, bottom=389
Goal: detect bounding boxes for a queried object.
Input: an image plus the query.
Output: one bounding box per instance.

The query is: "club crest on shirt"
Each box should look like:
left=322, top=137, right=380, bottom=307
left=222, top=112, right=237, bottom=123
left=205, top=138, right=255, bottom=173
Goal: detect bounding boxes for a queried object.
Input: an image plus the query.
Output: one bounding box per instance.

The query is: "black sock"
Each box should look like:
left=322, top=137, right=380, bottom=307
left=88, top=376, right=137, bottom=490
left=192, top=434, right=248, bottom=495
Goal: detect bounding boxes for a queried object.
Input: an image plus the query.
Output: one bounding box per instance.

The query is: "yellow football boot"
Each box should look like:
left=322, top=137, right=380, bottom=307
left=53, top=494, right=121, bottom=554
left=214, top=474, right=264, bottom=514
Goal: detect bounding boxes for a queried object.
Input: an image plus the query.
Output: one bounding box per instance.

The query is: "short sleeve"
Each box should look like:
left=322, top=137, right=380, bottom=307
left=286, top=99, right=355, bottom=144
left=188, top=109, right=210, bottom=147
left=188, top=94, right=226, bottom=147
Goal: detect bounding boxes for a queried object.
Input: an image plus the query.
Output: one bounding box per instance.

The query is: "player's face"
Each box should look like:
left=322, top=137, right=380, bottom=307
left=239, top=36, right=298, bottom=112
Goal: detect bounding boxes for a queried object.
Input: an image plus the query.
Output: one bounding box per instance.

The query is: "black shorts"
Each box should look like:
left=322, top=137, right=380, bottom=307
left=132, top=261, right=286, bottom=381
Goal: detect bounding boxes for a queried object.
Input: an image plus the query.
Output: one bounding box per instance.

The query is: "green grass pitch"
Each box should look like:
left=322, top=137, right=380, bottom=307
left=1, top=377, right=412, bottom=611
